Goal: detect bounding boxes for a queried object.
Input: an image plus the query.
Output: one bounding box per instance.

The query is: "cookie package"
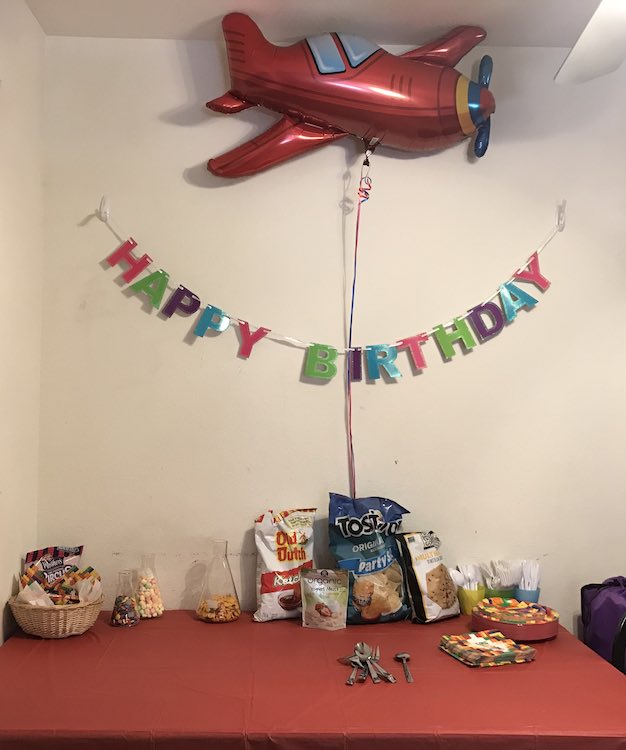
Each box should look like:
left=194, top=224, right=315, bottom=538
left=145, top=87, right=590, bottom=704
left=396, top=530, right=460, bottom=623
left=328, top=493, right=411, bottom=625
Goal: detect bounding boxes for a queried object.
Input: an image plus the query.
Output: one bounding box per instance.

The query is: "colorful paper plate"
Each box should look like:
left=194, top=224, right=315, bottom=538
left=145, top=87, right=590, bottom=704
left=471, top=598, right=559, bottom=642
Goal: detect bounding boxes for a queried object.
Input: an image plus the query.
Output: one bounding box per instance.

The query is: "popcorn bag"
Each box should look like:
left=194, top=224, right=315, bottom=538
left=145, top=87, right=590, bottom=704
left=253, top=508, right=316, bottom=622
left=328, top=494, right=411, bottom=625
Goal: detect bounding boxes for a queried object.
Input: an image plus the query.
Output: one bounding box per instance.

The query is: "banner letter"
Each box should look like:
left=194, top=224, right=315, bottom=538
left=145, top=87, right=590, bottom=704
left=514, top=252, right=551, bottom=291
left=162, top=285, right=201, bottom=318
left=194, top=305, right=231, bottom=335
left=396, top=334, right=428, bottom=370
left=467, top=302, right=505, bottom=341
left=106, top=238, right=152, bottom=283
left=129, top=270, right=169, bottom=308
left=304, top=344, right=338, bottom=380
left=349, top=348, right=362, bottom=382
left=433, top=318, right=477, bottom=360
left=499, top=282, right=538, bottom=322
left=237, top=321, right=270, bottom=358
left=365, top=345, right=402, bottom=380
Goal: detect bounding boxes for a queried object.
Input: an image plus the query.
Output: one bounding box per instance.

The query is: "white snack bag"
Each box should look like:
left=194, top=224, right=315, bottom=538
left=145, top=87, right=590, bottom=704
left=253, top=508, right=316, bottom=622
left=396, top=530, right=460, bottom=623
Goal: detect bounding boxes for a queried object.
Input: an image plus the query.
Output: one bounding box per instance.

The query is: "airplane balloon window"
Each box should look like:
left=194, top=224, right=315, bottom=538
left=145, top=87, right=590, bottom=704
left=207, top=13, right=495, bottom=177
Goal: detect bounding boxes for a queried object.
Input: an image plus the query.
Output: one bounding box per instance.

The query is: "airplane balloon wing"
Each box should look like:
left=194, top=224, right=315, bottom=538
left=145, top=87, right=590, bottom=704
left=207, top=116, right=347, bottom=178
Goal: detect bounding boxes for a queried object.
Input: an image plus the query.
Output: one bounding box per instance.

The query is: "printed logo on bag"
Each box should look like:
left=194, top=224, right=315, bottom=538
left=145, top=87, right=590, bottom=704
left=334, top=509, right=401, bottom=538
left=419, top=531, right=441, bottom=550
left=274, top=531, right=308, bottom=562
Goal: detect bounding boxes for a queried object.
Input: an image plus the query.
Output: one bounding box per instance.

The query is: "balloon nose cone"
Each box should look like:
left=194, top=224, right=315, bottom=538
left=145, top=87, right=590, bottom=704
left=480, top=88, right=495, bottom=118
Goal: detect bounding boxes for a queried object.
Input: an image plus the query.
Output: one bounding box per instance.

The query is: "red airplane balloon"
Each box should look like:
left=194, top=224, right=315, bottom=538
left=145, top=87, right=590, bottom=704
left=207, top=13, right=495, bottom=177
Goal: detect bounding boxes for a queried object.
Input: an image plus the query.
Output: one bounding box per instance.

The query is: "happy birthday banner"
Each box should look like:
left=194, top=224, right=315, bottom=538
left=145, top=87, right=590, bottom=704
left=103, top=230, right=557, bottom=383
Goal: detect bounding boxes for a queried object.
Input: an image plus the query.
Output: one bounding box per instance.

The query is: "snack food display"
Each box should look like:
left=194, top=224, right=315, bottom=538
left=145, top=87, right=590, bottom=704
left=471, top=598, right=559, bottom=641
left=197, top=594, right=241, bottom=623
left=253, top=508, right=316, bottom=622
left=396, top=530, right=460, bottom=623
left=19, top=547, right=102, bottom=607
left=440, top=629, right=537, bottom=667
left=329, top=494, right=411, bottom=624
left=301, top=568, right=348, bottom=630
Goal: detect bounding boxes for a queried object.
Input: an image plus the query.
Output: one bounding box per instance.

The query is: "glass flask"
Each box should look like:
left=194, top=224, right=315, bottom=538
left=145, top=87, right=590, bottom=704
left=136, top=553, right=165, bottom=618
left=110, top=570, right=140, bottom=627
left=196, top=539, right=241, bottom=623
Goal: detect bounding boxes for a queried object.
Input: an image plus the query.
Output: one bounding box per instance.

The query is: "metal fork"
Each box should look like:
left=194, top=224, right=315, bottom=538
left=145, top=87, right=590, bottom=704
left=371, top=645, right=397, bottom=683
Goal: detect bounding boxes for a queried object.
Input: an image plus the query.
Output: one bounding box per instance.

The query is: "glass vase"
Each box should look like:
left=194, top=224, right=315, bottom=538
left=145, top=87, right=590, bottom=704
left=110, top=570, right=140, bottom=627
left=136, top=553, right=165, bottom=618
left=196, top=539, right=241, bottom=623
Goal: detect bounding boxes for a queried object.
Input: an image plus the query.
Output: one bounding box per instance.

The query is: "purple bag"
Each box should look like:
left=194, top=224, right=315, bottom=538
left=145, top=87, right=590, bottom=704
left=581, top=576, right=626, bottom=664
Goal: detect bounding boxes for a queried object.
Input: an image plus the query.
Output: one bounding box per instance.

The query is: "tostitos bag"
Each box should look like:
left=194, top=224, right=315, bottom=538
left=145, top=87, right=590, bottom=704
left=328, top=493, right=411, bottom=624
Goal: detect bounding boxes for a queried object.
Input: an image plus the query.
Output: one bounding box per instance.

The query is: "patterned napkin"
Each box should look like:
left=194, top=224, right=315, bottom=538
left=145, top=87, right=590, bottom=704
left=440, top=629, right=536, bottom=667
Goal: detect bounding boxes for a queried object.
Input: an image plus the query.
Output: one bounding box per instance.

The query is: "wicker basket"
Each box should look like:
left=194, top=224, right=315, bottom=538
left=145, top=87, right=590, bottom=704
left=9, top=596, right=104, bottom=639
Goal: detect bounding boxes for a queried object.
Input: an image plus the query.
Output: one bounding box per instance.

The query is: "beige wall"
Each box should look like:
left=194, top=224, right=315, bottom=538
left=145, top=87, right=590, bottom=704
left=0, top=0, right=44, bottom=643
left=37, top=36, right=626, bottom=632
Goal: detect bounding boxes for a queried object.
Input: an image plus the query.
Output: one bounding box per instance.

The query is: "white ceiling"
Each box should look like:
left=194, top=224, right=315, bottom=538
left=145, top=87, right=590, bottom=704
left=25, top=0, right=602, bottom=47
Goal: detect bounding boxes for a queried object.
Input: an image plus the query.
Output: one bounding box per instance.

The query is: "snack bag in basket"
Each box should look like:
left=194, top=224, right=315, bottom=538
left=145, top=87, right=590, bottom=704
left=23, top=546, right=83, bottom=593
left=253, top=508, right=316, bottom=622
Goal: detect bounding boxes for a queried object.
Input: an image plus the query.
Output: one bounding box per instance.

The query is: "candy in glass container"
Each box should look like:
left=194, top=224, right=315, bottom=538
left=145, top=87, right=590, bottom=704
left=111, top=570, right=140, bottom=627
left=136, top=553, right=165, bottom=618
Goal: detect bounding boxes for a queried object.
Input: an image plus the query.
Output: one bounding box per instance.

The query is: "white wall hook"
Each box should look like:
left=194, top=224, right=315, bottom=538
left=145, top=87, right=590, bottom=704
left=97, top=196, right=110, bottom=223
left=556, top=200, right=567, bottom=232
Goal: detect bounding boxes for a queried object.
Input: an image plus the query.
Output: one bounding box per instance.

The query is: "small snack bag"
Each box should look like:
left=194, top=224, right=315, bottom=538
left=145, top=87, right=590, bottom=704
left=301, top=569, right=348, bottom=630
left=253, top=508, right=316, bottom=622
left=23, top=546, right=83, bottom=592
left=396, top=530, right=460, bottom=623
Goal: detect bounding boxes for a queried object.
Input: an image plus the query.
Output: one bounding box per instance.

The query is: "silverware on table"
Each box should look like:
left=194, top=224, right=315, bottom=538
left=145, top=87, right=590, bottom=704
left=394, top=651, right=413, bottom=683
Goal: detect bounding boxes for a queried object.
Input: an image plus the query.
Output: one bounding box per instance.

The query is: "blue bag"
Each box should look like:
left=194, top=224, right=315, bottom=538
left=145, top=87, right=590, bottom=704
left=328, top=493, right=411, bottom=624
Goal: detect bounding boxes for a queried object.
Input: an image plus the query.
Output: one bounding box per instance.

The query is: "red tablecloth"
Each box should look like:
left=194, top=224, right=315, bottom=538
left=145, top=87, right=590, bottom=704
left=1, top=610, right=625, bottom=749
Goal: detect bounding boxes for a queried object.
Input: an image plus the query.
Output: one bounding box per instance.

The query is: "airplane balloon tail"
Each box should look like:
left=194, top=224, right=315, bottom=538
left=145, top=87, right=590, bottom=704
left=220, top=12, right=274, bottom=86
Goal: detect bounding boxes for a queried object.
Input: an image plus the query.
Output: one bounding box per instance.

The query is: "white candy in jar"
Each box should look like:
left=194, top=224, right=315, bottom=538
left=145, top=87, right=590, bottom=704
left=136, top=575, right=165, bottom=618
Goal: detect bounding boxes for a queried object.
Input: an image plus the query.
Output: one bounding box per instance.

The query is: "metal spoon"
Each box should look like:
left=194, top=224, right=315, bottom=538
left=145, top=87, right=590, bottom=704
left=355, top=642, right=380, bottom=683
left=394, top=652, right=413, bottom=683
left=345, top=655, right=363, bottom=686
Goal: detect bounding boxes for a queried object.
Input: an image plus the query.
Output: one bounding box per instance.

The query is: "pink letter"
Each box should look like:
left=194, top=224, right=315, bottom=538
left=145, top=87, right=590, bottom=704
left=238, top=321, right=270, bottom=358
left=397, top=334, right=429, bottom=369
left=514, top=252, right=551, bottom=291
left=106, top=238, right=152, bottom=283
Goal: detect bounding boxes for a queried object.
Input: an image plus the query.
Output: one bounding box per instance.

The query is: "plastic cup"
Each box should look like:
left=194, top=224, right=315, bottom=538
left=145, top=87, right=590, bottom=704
left=457, top=585, right=486, bottom=615
left=514, top=588, right=540, bottom=603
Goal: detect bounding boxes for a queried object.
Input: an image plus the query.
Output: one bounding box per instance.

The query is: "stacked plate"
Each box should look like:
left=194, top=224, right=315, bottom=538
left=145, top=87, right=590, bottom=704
left=471, top=597, right=559, bottom=641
